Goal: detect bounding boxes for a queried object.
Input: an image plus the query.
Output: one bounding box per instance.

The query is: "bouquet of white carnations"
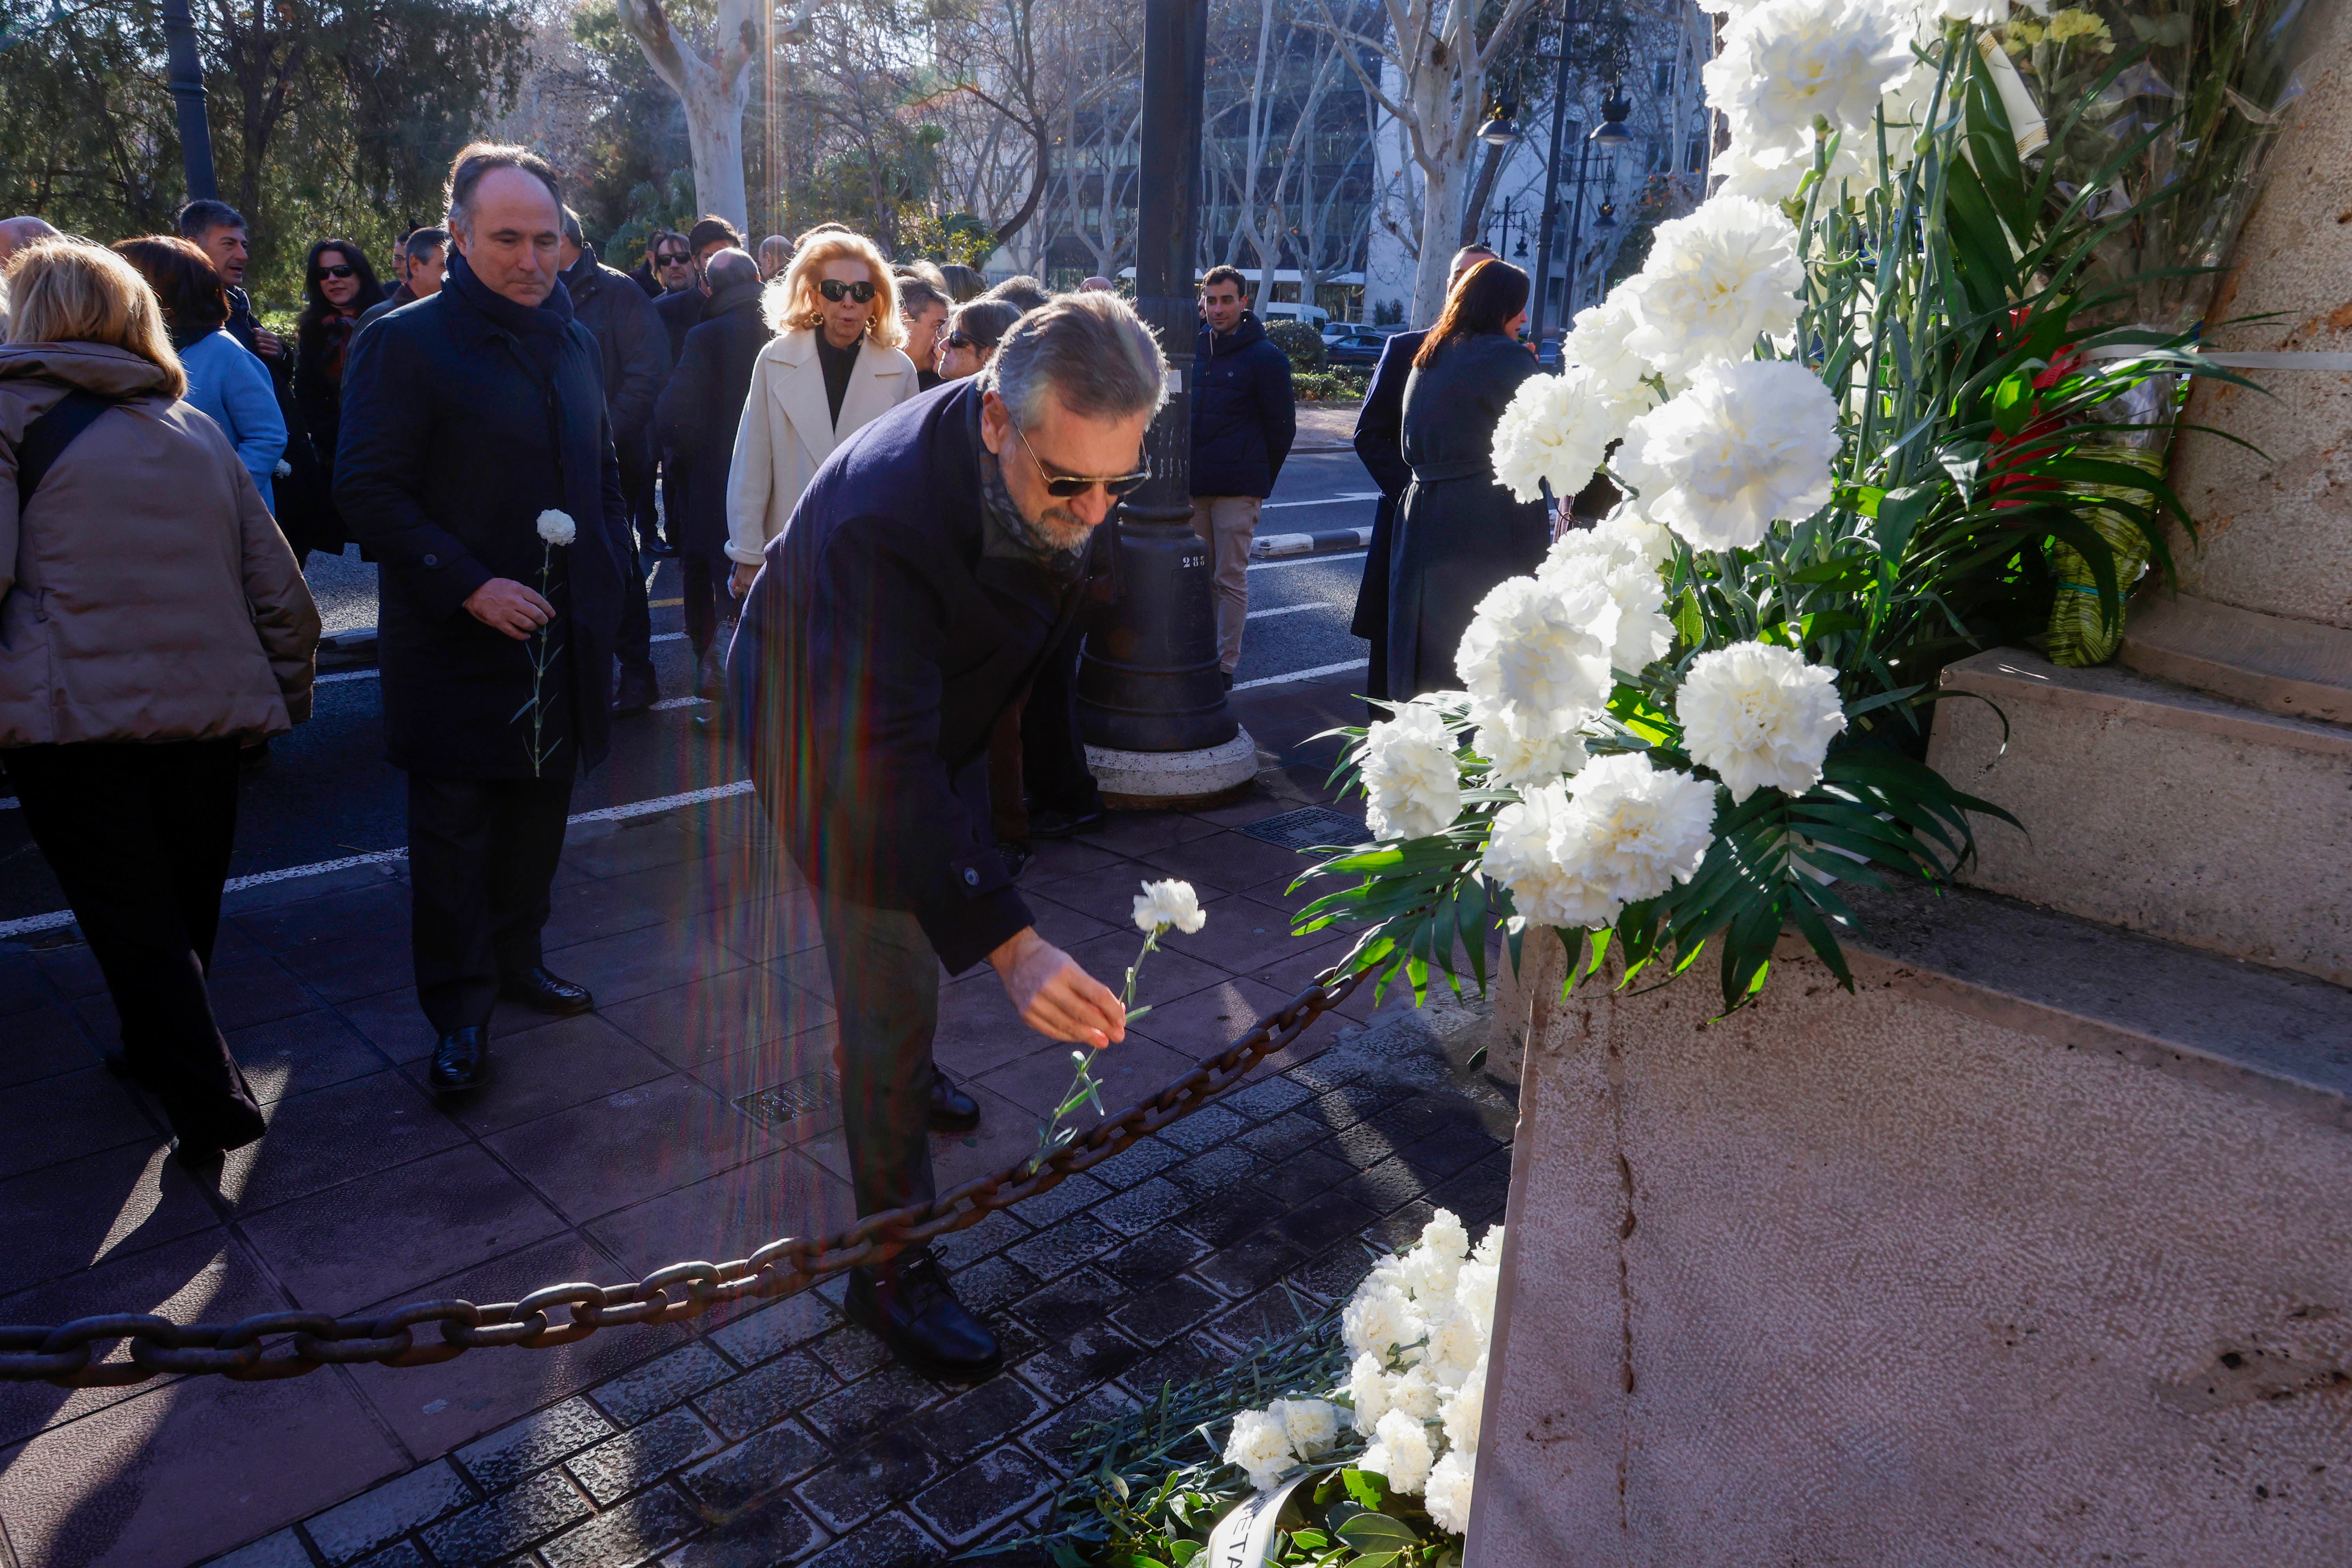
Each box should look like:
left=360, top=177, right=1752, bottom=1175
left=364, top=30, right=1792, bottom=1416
left=1302, top=2, right=2252, bottom=1014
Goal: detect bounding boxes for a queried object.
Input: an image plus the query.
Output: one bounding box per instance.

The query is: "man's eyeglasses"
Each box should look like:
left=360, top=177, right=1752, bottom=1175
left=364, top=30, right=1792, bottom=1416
left=317, top=265, right=356, bottom=280
left=818, top=279, right=877, bottom=304
left=1008, top=417, right=1150, bottom=501
left=655, top=251, right=691, bottom=267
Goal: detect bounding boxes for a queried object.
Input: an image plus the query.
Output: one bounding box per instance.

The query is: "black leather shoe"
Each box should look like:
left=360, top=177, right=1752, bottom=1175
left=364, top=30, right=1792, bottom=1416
left=640, top=535, right=678, bottom=560
left=611, top=662, right=659, bottom=717
left=500, top=967, right=595, bottom=1016
left=1026, top=806, right=1104, bottom=840
left=845, top=1256, right=1002, bottom=1382
left=428, top=1026, right=490, bottom=1091
left=694, top=645, right=727, bottom=702
left=929, top=1066, right=980, bottom=1132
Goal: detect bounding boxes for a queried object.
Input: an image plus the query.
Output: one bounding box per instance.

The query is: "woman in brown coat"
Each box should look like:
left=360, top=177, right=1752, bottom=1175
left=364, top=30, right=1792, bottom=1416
left=0, top=238, right=320, bottom=1163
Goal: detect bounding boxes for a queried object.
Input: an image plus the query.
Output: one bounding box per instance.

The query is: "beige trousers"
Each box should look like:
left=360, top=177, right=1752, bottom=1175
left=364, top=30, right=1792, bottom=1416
left=1189, top=494, right=1262, bottom=672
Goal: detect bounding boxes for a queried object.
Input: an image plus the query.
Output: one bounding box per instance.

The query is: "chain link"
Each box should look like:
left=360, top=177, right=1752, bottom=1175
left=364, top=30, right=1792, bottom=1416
left=1, top=966, right=1361, bottom=1388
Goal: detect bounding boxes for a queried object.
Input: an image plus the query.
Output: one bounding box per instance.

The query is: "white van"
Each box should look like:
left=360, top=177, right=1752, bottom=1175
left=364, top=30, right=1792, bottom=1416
left=1260, top=301, right=1330, bottom=330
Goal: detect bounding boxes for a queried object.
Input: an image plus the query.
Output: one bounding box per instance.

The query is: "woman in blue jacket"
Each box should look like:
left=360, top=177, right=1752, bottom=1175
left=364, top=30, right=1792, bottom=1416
left=115, top=236, right=287, bottom=508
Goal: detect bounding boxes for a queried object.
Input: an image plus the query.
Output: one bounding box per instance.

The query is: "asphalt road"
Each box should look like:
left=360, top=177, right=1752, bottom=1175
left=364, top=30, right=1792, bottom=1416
left=0, top=447, right=1384, bottom=928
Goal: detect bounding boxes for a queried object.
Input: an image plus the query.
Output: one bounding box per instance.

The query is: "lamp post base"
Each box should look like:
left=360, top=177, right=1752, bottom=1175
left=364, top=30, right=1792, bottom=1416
left=1085, top=728, right=1259, bottom=811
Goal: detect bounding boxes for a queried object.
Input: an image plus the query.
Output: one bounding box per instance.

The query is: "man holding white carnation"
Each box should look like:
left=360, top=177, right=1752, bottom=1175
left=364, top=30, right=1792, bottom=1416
left=338, top=143, right=630, bottom=1094
left=730, top=293, right=1160, bottom=1380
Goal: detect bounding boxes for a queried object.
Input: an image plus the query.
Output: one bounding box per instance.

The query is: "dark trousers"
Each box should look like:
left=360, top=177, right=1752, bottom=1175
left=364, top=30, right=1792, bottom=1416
left=8, top=739, right=261, bottom=1138
left=408, top=771, right=574, bottom=1033
left=615, top=540, right=654, bottom=673
left=680, top=552, right=736, bottom=657
left=620, top=428, right=660, bottom=550
left=1024, top=620, right=1102, bottom=817
left=811, top=883, right=940, bottom=1254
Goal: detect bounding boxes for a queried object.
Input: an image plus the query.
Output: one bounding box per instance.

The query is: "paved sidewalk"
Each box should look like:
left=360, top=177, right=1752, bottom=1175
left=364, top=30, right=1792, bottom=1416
left=0, top=673, right=1511, bottom=1568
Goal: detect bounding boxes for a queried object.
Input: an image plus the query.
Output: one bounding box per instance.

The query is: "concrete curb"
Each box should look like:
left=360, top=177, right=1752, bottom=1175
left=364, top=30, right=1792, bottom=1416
left=1250, top=526, right=1371, bottom=561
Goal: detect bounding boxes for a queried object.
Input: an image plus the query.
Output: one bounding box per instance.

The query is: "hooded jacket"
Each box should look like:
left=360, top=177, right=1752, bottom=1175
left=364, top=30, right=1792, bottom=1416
left=0, top=342, right=319, bottom=746
left=563, top=245, right=671, bottom=445
left=1189, top=310, right=1297, bottom=499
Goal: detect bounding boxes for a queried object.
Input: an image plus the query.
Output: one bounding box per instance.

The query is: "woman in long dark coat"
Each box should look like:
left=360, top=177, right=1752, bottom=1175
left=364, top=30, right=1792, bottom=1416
left=1385, top=260, right=1548, bottom=699
left=292, top=238, right=380, bottom=557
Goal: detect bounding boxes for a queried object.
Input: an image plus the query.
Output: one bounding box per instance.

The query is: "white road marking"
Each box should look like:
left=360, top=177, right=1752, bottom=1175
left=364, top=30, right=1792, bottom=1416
left=1245, top=602, right=1329, bottom=621
left=0, top=780, right=758, bottom=939
left=1261, top=492, right=1381, bottom=509
left=1231, top=659, right=1369, bottom=692
left=649, top=696, right=707, bottom=710
left=1247, top=551, right=1364, bottom=573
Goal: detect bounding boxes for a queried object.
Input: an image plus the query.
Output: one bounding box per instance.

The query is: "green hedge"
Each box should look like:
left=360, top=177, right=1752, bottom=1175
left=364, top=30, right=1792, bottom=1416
left=1294, top=369, right=1369, bottom=402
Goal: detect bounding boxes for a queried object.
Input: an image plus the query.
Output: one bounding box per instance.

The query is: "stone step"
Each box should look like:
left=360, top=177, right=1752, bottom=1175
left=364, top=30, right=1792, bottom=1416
left=2122, top=592, right=2352, bottom=725
left=1470, top=879, right=2352, bottom=1567
left=1926, top=646, right=2352, bottom=986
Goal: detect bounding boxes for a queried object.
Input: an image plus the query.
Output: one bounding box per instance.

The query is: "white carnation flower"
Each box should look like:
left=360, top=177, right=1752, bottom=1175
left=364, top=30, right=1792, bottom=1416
left=1403, top=1243, right=1461, bottom=1307
left=1710, top=139, right=1812, bottom=203
left=1472, top=700, right=1588, bottom=790
left=1455, top=574, right=1619, bottom=735
left=1619, top=198, right=1804, bottom=380
left=1550, top=752, right=1720, bottom=914
left=1342, top=1283, right=1421, bottom=1364
left=1349, top=1351, right=1394, bottom=1432
left=1359, top=700, right=1463, bottom=842
left=1131, top=878, right=1206, bottom=935
left=272, top=458, right=293, bottom=479
left=1370, top=1408, right=1435, bottom=1494
left=1388, top=1364, right=1444, bottom=1420
left=1419, top=1209, right=1470, bottom=1264
left=1422, top=1303, right=1488, bottom=1388
left=1272, top=1397, right=1340, bottom=1458
left=1940, top=0, right=2007, bottom=21
left=1491, top=366, right=1622, bottom=505
left=1593, top=503, right=1674, bottom=571
left=1425, top=1448, right=1478, bottom=1534
left=1619, top=359, right=1841, bottom=554
left=1539, top=535, right=1673, bottom=677
left=1561, top=294, right=1655, bottom=407
left=535, top=508, right=577, bottom=547
left=1452, top=1261, right=1500, bottom=1339
left=1364, top=1251, right=1414, bottom=1295
left=1676, top=641, right=1848, bottom=802
left=1704, top=0, right=1915, bottom=161
left=1223, top=1407, right=1296, bottom=1493
left=1442, top=1354, right=1489, bottom=1455
left=1472, top=1223, right=1506, bottom=1267
left=1482, top=783, right=1621, bottom=931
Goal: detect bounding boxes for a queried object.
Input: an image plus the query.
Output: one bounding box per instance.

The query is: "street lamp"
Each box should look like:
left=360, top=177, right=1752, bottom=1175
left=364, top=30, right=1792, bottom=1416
left=1478, top=102, right=1520, bottom=147
left=1561, top=91, right=1633, bottom=323
left=1526, top=0, right=1579, bottom=346
left=1074, top=0, right=1257, bottom=803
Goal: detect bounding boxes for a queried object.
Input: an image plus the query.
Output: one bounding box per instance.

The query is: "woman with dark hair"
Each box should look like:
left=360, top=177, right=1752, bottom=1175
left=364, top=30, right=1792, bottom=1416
left=1385, top=258, right=1547, bottom=699
left=935, top=297, right=1020, bottom=381
left=114, top=235, right=286, bottom=507
left=293, top=237, right=379, bottom=552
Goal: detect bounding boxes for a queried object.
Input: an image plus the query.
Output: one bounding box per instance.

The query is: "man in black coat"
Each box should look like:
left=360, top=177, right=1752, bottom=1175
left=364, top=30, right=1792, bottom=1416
left=1350, top=245, right=1493, bottom=713
left=561, top=208, right=672, bottom=716
left=650, top=216, right=745, bottom=559
left=1188, top=265, right=1296, bottom=683
left=729, top=294, right=1156, bottom=1380
left=653, top=247, right=769, bottom=702
left=338, top=144, right=629, bottom=1094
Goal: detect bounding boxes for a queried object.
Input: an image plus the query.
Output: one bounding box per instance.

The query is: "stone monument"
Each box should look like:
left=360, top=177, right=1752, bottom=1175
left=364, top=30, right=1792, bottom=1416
left=1466, top=9, right=2352, bottom=1560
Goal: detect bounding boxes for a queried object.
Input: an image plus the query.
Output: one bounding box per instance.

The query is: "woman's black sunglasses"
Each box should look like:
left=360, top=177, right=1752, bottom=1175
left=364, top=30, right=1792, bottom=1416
left=1010, top=417, right=1150, bottom=500
left=818, top=279, right=877, bottom=303
left=944, top=331, right=984, bottom=351
left=316, top=265, right=355, bottom=279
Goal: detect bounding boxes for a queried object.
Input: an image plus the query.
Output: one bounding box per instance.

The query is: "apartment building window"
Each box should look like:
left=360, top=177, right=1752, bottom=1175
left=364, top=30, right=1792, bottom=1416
left=1653, top=59, right=1675, bottom=94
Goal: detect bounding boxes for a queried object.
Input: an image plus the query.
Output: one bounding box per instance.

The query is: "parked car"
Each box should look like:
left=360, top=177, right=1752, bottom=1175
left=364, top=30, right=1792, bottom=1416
left=1325, top=330, right=1390, bottom=369
left=1262, top=301, right=1329, bottom=331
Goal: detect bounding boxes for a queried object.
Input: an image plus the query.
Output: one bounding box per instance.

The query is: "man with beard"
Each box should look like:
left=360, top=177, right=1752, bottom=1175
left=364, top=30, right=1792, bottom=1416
left=729, top=292, right=1156, bottom=1379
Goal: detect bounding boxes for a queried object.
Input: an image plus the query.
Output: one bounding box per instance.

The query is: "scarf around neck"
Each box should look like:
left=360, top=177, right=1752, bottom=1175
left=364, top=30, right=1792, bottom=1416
left=972, top=394, right=1089, bottom=581
left=446, top=248, right=575, bottom=339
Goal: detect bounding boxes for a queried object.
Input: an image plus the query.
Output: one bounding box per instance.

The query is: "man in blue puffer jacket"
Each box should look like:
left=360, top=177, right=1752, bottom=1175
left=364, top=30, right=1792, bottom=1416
left=1189, top=265, right=1296, bottom=684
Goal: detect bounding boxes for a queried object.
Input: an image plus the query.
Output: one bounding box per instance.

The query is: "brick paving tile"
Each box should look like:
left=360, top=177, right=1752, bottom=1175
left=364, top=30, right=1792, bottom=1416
left=587, top=1343, right=739, bottom=1429
left=1096, top=1224, right=1210, bottom=1293
left=456, top=1398, right=617, bottom=1493
left=540, top=1486, right=704, bottom=1568
left=208, top=1529, right=316, bottom=1568
left=693, top=1348, right=837, bottom=1441
left=1221, top=1074, right=1316, bottom=1122
left=421, top=1469, right=594, bottom=1564
left=677, top=1418, right=831, bottom=1514
left=1162, top=1143, right=1261, bottom=1200
left=568, top=1408, right=723, bottom=1506
left=659, top=1490, right=827, bottom=1568
left=802, top=1363, right=943, bottom=1451
left=1112, top=1338, right=1224, bottom=1399
left=1018, top=1383, right=1141, bottom=1477
left=1003, top=1212, right=1123, bottom=1281
left=1192, top=1234, right=1308, bottom=1301
left=704, top=1294, right=841, bottom=1370
left=789, top=1512, right=938, bottom=1568
left=1080, top=1134, right=1184, bottom=1189
left=995, top=1171, right=1110, bottom=1228
left=304, top=1460, right=476, bottom=1564
left=939, top=1253, right=1042, bottom=1316
left=918, top=1374, right=1049, bottom=1465
left=928, top=1207, right=1029, bottom=1272
left=1155, top=1102, right=1247, bottom=1154
left=350, top=1542, right=431, bottom=1568
left=1011, top=1318, right=1150, bottom=1401
left=806, top=1324, right=893, bottom=1385
left=794, top=1428, right=944, bottom=1532
left=1109, top=1274, right=1228, bottom=1347
left=1092, top=1174, right=1194, bottom=1237
left=907, top=1443, right=1054, bottom=1546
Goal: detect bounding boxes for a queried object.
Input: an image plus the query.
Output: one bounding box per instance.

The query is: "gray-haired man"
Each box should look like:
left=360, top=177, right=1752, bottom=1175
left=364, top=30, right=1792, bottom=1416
left=730, top=293, right=1161, bottom=1379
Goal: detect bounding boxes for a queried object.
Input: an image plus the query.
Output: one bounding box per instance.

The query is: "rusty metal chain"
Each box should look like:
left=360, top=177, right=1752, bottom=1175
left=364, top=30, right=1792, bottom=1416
left=0, top=965, right=1362, bottom=1388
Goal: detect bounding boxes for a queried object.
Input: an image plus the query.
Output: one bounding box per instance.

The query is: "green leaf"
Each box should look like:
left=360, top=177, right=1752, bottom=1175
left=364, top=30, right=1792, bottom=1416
left=1341, top=1468, right=1392, bottom=1512
left=1338, top=1512, right=1421, bottom=1552
left=1989, top=369, right=2036, bottom=437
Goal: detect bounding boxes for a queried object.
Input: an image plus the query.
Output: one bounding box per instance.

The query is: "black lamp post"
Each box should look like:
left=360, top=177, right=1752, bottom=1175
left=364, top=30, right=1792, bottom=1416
left=1527, top=0, right=1579, bottom=345
left=1075, top=0, right=1243, bottom=768
left=1562, top=91, right=1633, bottom=321
left=160, top=0, right=218, bottom=202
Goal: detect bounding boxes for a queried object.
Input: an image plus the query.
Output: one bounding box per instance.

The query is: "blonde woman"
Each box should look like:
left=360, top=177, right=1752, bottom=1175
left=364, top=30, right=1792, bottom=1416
left=0, top=239, right=319, bottom=1165
left=726, top=229, right=918, bottom=594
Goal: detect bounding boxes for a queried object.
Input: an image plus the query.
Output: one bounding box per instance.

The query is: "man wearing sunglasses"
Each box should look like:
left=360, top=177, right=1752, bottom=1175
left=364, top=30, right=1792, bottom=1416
left=730, top=292, right=1163, bottom=1381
